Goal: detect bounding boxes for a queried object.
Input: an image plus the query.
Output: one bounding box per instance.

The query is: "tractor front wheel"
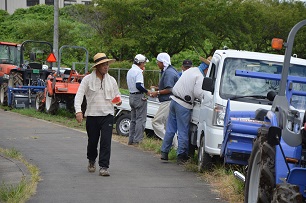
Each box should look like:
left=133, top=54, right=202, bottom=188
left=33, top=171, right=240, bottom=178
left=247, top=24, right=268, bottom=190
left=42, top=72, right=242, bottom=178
left=0, top=83, right=8, bottom=106
left=244, top=127, right=275, bottom=203
left=45, top=91, right=58, bottom=114
left=272, top=183, right=303, bottom=203
left=35, top=92, right=45, bottom=112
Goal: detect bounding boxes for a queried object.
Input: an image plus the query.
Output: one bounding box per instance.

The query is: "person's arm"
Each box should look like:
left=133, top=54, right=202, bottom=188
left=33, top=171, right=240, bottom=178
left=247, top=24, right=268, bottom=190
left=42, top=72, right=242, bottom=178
left=112, top=77, right=122, bottom=106
left=74, top=77, right=87, bottom=123
left=136, top=82, right=148, bottom=93
left=194, top=75, right=205, bottom=100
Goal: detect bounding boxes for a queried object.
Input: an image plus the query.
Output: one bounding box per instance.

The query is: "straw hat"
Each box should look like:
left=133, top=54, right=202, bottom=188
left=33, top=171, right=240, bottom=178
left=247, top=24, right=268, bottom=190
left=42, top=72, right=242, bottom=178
left=92, top=53, right=116, bottom=68
left=199, top=56, right=212, bottom=65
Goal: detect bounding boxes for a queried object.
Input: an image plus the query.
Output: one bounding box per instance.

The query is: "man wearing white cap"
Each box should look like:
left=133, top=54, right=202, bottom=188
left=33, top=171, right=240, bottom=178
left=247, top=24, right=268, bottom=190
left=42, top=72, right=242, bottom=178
left=127, top=54, right=151, bottom=145
left=74, top=52, right=121, bottom=177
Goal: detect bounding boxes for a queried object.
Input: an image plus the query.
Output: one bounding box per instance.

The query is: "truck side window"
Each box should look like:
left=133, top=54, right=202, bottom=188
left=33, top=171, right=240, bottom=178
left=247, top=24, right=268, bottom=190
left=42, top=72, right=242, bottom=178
left=209, top=63, right=216, bottom=79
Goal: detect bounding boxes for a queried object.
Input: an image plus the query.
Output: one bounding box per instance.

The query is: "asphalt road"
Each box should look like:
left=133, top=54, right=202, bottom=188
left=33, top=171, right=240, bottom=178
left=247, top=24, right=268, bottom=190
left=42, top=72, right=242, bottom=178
left=0, top=109, right=226, bottom=203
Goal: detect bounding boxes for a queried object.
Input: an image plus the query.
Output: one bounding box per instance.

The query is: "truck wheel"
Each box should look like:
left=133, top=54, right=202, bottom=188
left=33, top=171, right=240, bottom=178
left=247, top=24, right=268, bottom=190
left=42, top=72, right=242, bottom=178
left=0, top=83, right=8, bottom=106
left=115, top=114, right=131, bottom=136
left=272, top=183, right=303, bottom=203
left=35, top=92, right=45, bottom=112
left=45, top=91, right=58, bottom=114
left=244, top=127, right=275, bottom=203
left=198, top=135, right=213, bottom=172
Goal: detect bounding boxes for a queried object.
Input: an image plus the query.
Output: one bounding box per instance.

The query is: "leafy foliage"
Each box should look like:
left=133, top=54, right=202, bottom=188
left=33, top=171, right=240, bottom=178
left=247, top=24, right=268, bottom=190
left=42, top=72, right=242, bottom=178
left=0, top=0, right=306, bottom=65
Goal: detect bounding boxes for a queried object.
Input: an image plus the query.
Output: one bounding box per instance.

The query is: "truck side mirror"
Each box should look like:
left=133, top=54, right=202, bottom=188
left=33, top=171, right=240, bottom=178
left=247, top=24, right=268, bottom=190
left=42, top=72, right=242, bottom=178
left=202, top=77, right=214, bottom=94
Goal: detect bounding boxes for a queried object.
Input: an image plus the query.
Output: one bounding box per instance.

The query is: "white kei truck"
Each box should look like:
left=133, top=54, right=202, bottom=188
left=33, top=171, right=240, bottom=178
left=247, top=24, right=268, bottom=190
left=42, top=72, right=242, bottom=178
left=189, top=49, right=306, bottom=171
left=114, top=94, right=160, bottom=137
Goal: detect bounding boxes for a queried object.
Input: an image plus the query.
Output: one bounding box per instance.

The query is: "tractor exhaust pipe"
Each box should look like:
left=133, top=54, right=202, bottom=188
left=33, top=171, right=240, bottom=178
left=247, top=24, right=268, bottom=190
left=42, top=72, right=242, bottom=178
left=233, top=171, right=245, bottom=183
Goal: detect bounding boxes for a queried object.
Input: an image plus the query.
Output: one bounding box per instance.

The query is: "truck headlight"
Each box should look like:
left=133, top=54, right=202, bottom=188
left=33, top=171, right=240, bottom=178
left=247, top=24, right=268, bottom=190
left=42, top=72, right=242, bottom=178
left=212, top=104, right=225, bottom=127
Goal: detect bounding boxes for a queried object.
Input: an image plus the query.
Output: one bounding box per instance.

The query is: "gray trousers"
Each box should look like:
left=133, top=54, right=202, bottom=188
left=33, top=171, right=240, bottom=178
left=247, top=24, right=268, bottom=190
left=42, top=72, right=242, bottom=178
left=128, top=94, right=147, bottom=143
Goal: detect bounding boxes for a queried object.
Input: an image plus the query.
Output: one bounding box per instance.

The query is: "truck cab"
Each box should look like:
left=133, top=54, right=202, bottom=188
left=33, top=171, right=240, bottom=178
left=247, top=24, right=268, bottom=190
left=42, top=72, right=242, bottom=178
left=190, top=49, right=306, bottom=171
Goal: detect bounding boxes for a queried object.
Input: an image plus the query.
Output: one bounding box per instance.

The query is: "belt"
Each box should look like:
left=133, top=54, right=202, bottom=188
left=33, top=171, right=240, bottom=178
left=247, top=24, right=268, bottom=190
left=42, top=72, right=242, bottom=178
left=174, top=95, right=192, bottom=105
left=130, top=92, right=143, bottom=94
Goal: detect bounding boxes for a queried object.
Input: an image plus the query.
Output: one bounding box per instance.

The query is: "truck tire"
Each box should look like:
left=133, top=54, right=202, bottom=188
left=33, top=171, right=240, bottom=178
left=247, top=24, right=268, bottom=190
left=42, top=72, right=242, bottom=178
left=244, top=127, right=275, bottom=203
left=45, top=91, right=58, bottom=114
left=35, top=92, right=45, bottom=112
left=115, top=114, right=131, bottom=137
left=272, top=183, right=303, bottom=203
left=198, top=135, right=213, bottom=172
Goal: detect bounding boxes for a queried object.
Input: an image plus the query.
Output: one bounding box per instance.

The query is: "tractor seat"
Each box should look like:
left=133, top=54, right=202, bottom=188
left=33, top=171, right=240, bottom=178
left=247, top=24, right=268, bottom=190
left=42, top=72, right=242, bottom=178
left=28, top=62, right=42, bottom=69
left=255, top=109, right=268, bottom=121
left=62, top=69, right=73, bottom=81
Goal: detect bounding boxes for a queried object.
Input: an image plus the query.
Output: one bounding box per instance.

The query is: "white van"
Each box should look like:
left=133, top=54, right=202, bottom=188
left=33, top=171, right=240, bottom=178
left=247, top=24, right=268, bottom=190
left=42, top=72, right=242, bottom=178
left=189, top=49, right=306, bottom=171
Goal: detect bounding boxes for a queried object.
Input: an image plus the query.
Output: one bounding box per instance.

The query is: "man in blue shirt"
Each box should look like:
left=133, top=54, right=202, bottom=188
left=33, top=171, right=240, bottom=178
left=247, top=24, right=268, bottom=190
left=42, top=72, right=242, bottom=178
left=150, top=53, right=179, bottom=146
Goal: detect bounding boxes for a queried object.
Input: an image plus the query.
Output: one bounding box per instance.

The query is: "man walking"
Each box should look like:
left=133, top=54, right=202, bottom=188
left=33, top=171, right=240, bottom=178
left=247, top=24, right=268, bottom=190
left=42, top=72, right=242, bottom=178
left=74, top=52, right=121, bottom=176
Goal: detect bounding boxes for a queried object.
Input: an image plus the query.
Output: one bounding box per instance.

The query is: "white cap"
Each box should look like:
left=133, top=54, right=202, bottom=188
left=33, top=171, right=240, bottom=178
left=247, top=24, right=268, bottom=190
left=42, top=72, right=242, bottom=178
left=134, top=54, right=149, bottom=63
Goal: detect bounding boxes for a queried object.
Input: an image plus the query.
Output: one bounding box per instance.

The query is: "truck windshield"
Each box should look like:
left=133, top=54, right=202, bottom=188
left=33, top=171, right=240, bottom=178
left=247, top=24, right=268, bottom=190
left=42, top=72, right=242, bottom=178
left=219, top=58, right=306, bottom=109
left=0, top=44, right=20, bottom=65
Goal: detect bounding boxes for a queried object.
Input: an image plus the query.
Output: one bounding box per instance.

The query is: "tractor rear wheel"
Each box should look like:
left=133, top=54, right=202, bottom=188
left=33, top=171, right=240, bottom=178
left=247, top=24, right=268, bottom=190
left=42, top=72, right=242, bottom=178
left=0, top=72, right=23, bottom=106
left=272, top=183, right=303, bottom=203
left=8, top=72, right=23, bottom=87
left=45, top=91, right=58, bottom=114
left=244, top=127, right=275, bottom=203
left=35, top=92, right=45, bottom=112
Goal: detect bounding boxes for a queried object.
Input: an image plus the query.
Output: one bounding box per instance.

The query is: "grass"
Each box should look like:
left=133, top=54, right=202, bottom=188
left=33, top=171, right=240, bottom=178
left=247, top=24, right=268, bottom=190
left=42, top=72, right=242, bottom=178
left=0, top=148, right=40, bottom=203
left=1, top=107, right=245, bottom=203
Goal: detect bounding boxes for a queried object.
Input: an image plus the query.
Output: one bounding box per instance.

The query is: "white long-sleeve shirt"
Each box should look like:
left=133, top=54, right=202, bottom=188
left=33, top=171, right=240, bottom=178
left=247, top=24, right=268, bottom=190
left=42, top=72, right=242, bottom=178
left=171, top=67, right=204, bottom=109
left=74, top=73, right=120, bottom=116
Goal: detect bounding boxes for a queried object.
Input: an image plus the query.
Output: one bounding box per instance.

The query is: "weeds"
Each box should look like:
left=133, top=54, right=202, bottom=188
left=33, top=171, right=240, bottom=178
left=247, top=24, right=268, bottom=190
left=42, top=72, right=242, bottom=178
left=0, top=148, right=40, bottom=203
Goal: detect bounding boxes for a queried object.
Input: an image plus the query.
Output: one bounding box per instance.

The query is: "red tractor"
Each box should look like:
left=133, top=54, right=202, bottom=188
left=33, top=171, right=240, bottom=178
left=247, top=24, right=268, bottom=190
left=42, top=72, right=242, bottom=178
left=35, top=45, right=89, bottom=114
left=0, top=42, right=22, bottom=105
left=0, top=40, right=54, bottom=108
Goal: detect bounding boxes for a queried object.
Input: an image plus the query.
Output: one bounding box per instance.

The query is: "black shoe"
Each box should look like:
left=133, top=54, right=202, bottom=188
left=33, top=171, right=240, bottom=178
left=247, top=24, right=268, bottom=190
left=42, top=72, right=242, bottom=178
left=177, top=153, right=189, bottom=165
left=161, top=151, right=168, bottom=161
left=128, top=141, right=133, bottom=145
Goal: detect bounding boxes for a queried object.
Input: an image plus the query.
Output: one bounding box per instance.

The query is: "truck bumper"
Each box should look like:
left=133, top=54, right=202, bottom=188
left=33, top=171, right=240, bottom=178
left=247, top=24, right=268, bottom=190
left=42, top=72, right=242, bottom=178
left=204, top=125, right=223, bottom=156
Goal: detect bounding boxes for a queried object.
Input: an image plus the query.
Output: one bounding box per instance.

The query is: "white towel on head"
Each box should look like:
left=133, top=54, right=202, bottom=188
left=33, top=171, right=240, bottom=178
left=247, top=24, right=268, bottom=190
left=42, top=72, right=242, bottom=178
left=88, top=70, right=115, bottom=100
left=157, top=52, right=171, bottom=68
